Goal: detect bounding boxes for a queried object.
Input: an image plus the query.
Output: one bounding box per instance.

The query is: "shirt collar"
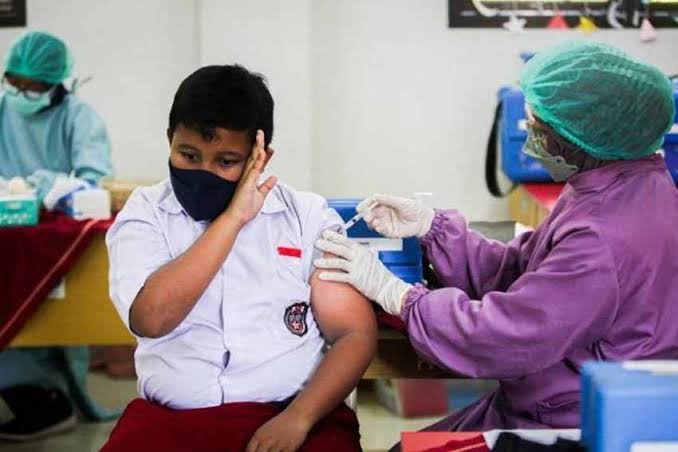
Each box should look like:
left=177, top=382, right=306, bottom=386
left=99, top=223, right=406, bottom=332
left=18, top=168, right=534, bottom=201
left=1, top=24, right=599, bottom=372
left=567, top=154, right=667, bottom=194
left=157, top=180, right=183, bottom=215
left=260, top=184, right=287, bottom=214
left=156, top=178, right=287, bottom=217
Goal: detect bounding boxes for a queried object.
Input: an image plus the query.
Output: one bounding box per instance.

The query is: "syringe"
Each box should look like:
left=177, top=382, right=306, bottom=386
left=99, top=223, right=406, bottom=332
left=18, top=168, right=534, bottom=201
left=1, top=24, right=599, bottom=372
left=342, top=203, right=377, bottom=231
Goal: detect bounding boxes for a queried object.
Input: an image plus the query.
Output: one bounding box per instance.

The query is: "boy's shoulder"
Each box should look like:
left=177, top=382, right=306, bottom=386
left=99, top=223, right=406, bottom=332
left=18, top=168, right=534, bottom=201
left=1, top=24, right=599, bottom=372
left=273, top=181, right=329, bottom=213
left=267, top=182, right=332, bottom=224
left=118, top=180, right=176, bottom=217
left=271, top=182, right=341, bottom=247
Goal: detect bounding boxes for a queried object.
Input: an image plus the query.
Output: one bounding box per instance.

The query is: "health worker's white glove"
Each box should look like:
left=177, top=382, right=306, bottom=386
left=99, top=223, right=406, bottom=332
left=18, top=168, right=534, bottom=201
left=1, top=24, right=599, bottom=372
left=314, top=230, right=412, bottom=315
left=358, top=194, right=435, bottom=239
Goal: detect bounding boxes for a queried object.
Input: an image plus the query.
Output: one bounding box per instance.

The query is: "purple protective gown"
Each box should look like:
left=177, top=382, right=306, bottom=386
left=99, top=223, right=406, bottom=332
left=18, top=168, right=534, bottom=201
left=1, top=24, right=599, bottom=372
left=402, top=155, right=678, bottom=430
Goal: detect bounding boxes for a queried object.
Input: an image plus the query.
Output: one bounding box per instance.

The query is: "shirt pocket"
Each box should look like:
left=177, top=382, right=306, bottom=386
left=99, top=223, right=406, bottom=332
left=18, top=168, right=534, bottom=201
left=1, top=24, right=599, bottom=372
left=275, top=247, right=306, bottom=282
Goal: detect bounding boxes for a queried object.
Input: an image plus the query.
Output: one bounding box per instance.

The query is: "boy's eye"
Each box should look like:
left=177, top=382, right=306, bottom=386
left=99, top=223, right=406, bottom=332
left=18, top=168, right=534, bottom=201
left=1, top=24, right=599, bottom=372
left=219, top=159, right=238, bottom=167
left=180, top=151, right=199, bottom=162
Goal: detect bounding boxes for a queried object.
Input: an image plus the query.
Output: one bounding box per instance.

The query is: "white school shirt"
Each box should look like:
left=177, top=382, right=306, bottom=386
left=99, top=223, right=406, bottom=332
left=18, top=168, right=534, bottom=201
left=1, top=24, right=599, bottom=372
left=106, top=179, right=342, bottom=409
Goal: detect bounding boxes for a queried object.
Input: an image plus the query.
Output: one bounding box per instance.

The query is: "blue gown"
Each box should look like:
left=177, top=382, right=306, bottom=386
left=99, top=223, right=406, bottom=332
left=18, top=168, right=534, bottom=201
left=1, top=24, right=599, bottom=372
left=0, top=92, right=113, bottom=199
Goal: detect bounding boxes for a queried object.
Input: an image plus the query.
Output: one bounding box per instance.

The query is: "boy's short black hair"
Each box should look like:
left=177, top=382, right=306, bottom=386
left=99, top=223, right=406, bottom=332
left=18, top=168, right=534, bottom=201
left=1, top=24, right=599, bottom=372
left=168, top=64, right=274, bottom=147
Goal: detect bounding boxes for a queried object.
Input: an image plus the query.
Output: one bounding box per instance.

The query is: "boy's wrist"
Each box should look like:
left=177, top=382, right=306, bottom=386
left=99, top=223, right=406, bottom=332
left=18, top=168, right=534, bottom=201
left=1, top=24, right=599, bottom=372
left=283, top=403, right=316, bottom=432
left=216, top=209, right=246, bottom=231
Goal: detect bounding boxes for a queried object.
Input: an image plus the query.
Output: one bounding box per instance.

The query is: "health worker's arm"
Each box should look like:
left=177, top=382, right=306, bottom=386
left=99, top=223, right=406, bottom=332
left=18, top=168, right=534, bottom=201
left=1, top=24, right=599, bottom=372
left=246, top=262, right=377, bottom=452
left=402, top=227, right=619, bottom=379
left=67, top=102, right=113, bottom=184
left=127, top=141, right=275, bottom=338
left=26, top=104, right=113, bottom=203
left=423, top=210, right=536, bottom=299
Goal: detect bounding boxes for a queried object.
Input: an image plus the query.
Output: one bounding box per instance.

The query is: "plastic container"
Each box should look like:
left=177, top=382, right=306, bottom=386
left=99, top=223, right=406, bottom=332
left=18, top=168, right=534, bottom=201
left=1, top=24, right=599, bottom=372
left=661, top=81, right=678, bottom=181
left=581, top=361, right=678, bottom=452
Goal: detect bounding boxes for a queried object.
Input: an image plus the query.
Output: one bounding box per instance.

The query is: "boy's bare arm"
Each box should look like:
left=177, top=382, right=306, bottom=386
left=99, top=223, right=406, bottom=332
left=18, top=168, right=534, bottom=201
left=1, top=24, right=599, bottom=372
left=129, top=213, right=243, bottom=338
left=246, top=260, right=377, bottom=452
left=295, top=268, right=378, bottom=420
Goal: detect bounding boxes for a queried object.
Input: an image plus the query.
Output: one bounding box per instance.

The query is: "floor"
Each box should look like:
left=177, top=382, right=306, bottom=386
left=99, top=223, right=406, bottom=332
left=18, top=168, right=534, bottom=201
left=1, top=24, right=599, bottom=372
left=0, top=374, right=483, bottom=452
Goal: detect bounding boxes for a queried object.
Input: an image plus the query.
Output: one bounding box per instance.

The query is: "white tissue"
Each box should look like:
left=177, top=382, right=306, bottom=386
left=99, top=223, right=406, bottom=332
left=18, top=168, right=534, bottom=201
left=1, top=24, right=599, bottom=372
left=8, top=177, right=31, bottom=195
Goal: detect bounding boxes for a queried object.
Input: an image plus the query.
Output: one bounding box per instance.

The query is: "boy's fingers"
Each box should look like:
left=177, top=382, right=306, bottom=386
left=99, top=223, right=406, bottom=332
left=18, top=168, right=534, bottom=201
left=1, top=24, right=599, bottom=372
left=245, top=439, right=257, bottom=452
left=243, top=130, right=264, bottom=174
left=253, top=130, right=265, bottom=158
left=258, top=175, right=277, bottom=197
left=253, top=147, right=266, bottom=172
left=237, top=165, right=259, bottom=190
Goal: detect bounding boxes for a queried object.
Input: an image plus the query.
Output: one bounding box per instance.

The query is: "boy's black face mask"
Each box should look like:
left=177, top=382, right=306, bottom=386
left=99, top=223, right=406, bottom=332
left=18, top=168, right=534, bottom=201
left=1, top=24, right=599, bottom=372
left=168, top=160, right=238, bottom=222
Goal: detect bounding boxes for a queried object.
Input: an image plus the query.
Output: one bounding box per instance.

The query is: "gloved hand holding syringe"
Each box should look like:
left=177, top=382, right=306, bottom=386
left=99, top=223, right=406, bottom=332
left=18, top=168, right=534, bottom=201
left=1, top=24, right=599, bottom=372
left=342, top=192, right=434, bottom=237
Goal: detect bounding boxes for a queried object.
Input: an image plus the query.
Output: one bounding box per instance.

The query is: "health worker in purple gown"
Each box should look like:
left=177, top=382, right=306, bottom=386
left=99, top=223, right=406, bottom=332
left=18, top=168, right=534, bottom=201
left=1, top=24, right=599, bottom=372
left=314, top=41, right=678, bottom=432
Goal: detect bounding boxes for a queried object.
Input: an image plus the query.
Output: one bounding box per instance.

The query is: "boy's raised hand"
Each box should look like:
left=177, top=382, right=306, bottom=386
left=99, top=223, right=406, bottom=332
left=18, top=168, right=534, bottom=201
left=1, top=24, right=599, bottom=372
left=225, top=130, right=277, bottom=227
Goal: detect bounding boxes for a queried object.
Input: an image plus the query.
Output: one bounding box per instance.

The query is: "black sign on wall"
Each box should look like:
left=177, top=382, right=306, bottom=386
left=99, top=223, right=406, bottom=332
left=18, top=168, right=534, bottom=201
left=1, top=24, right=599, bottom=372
left=449, top=1, right=678, bottom=28
left=0, top=0, right=26, bottom=27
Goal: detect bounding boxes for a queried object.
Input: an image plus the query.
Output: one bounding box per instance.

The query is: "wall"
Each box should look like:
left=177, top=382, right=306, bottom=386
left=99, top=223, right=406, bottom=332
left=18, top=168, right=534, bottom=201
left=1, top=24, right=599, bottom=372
left=199, top=0, right=314, bottom=190
left=2, top=1, right=677, bottom=219
left=310, top=0, right=678, bottom=220
left=0, top=0, right=198, bottom=181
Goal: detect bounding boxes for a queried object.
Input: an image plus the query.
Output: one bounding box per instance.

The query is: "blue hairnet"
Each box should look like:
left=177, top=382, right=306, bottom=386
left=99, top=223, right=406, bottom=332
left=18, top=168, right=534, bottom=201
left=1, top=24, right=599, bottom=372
left=521, top=41, right=675, bottom=160
left=5, top=31, right=74, bottom=85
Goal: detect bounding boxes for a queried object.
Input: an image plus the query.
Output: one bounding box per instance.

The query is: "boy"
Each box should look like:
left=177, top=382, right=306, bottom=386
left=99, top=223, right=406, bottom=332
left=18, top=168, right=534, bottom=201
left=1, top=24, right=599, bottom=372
left=103, top=65, right=377, bottom=452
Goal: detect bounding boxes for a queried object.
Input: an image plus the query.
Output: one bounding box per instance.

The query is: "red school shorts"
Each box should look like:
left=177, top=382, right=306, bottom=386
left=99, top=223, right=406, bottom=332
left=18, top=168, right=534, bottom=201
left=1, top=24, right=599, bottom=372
left=101, top=398, right=361, bottom=452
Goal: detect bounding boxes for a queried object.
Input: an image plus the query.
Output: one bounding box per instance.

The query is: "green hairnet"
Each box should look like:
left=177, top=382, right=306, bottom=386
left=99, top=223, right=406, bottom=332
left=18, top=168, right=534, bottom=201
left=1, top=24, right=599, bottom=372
left=4, top=31, right=74, bottom=85
left=521, top=41, right=675, bottom=161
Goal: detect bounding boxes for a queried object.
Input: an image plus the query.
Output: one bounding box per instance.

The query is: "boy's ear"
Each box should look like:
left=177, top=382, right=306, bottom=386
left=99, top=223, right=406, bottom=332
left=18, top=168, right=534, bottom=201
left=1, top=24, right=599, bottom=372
left=264, top=147, right=275, bottom=166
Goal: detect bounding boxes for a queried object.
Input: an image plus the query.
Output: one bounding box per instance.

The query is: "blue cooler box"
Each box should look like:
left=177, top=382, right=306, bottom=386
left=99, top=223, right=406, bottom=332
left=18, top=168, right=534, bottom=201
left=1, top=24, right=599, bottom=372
left=661, top=81, right=678, bottom=179
left=327, top=199, right=423, bottom=284
left=498, top=87, right=551, bottom=183
left=581, top=361, right=678, bottom=452
left=499, top=81, right=678, bottom=183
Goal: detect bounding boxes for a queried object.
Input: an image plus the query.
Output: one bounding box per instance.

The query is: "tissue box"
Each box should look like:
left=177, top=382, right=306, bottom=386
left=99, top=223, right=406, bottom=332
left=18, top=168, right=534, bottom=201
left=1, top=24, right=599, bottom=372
left=0, top=194, right=39, bottom=227
left=581, top=361, right=678, bottom=452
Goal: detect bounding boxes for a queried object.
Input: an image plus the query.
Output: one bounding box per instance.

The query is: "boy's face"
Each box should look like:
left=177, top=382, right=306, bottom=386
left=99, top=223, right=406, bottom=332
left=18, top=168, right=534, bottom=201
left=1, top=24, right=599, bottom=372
left=168, top=124, right=271, bottom=182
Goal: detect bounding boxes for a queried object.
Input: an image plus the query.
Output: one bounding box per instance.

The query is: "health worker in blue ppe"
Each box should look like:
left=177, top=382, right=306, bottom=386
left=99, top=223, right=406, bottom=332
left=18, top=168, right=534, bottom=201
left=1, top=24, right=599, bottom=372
left=0, top=30, right=112, bottom=200
left=0, top=31, right=114, bottom=442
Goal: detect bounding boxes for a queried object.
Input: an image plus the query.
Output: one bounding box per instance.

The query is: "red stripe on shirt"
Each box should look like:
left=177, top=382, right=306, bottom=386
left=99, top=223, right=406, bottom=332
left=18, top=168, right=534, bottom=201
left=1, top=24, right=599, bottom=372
left=278, top=247, right=302, bottom=258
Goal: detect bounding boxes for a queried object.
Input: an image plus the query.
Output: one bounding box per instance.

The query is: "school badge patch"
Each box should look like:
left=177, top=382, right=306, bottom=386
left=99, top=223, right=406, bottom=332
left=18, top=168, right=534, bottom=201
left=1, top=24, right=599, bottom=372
left=284, top=303, right=309, bottom=337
